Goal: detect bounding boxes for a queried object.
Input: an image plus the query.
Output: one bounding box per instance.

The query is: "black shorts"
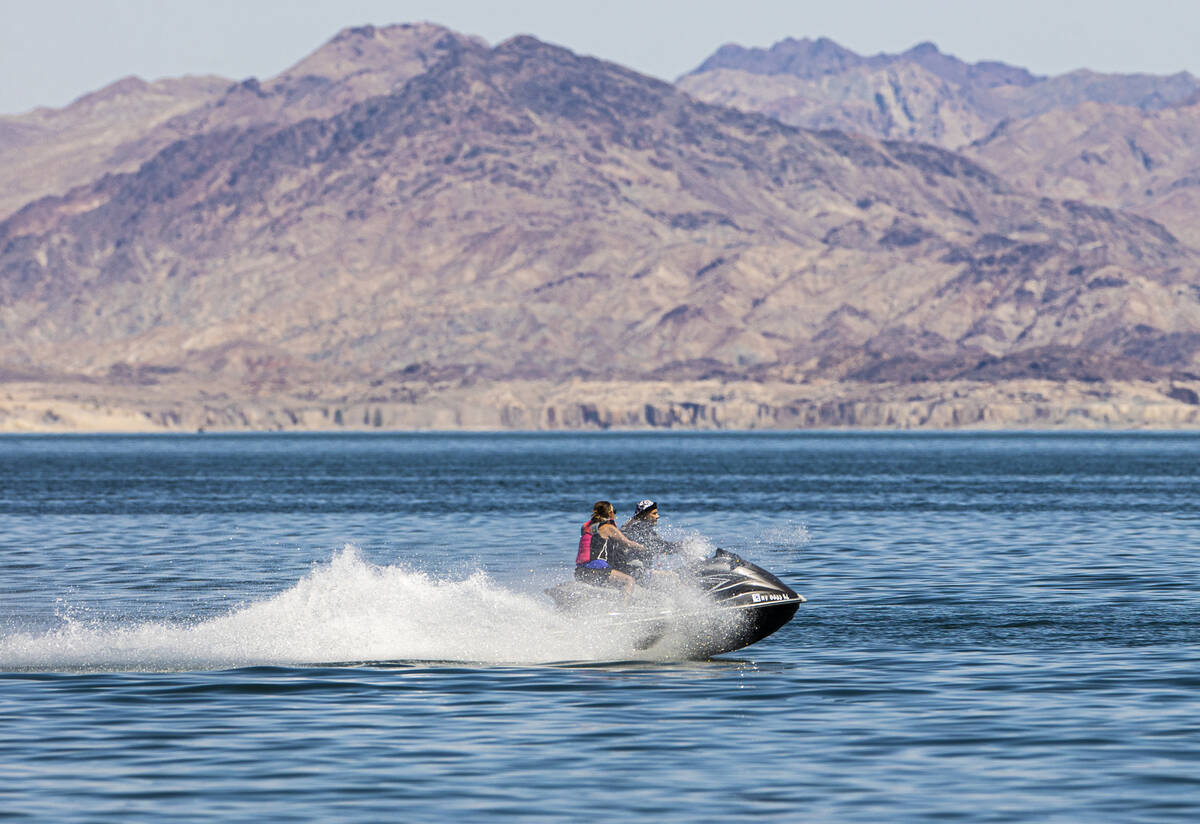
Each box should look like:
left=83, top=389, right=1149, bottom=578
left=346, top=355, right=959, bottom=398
left=574, top=563, right=613, bottom=586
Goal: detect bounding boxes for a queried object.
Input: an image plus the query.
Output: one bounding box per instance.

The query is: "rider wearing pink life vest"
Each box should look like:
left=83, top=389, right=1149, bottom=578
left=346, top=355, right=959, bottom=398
left=575, top=500, right=641, bottom=595
left=575, top=519, right=596, bottom=565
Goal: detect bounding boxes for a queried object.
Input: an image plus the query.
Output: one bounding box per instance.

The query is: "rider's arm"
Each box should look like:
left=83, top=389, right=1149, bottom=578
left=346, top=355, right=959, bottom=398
left=598, top=523, right=644, bottom=550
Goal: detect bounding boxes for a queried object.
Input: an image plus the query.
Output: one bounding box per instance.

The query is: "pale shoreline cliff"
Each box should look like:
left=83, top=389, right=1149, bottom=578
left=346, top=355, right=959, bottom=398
left=3, top=378, right=1199, bottom=433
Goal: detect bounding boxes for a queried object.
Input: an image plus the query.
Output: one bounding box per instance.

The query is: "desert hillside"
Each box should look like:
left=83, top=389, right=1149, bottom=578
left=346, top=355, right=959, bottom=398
left=2, top=25, right=1200, bottom=431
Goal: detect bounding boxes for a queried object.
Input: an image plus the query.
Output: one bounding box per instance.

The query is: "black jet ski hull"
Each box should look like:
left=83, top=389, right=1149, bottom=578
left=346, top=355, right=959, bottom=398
left=546, top=550, right=804, bottom=658
left=686, top=596, right=802, bottom=657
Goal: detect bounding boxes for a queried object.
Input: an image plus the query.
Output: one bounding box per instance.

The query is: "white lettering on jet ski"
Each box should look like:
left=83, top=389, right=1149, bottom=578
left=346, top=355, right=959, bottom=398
left=750, top=592, right=787, bottom=603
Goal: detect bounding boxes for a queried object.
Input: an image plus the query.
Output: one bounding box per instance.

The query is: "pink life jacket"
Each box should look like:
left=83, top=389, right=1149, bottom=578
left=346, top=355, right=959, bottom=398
left=575, top=519, right=594, bottom=564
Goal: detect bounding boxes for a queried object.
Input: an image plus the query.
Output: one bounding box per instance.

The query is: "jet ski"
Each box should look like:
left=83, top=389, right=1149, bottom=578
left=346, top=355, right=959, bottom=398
left=545, top=549, right=805, bottom=658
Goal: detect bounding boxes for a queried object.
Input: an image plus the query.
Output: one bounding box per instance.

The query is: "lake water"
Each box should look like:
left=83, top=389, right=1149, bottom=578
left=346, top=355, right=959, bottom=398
left=1, top=432, right=1198, bottom=822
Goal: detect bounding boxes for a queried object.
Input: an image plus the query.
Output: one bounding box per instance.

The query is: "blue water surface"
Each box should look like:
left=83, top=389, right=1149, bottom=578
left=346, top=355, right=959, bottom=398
left=1, top=432, right=1199, bottom=822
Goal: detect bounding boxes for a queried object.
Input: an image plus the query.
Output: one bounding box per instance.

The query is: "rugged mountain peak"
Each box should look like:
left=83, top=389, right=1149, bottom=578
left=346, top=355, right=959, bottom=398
left=273, top=21, right=484, bottom=90
left=690, top=36, right=867, bottom=79
left=150, top=23, right=491, bottom=155
left=686, top=35, right=1039, bottom=89
left=682, top=34, right=1200, bottom=153
left=486, top=33, right=681, bottom=123
left=904, top=41, right=940, bottom=58
left=29, top=74, right=230, bottom=122
left=895, top=41, right=1039, bottom=90
left=71, top=76, right=151, bottom=105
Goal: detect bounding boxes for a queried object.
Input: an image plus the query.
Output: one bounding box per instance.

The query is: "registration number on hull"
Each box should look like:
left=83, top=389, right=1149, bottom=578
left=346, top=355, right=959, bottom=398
left=750, top=592, right=788, bottom=604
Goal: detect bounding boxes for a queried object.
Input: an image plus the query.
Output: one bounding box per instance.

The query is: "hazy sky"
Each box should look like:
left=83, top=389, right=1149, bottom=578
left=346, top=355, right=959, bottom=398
left=3, top=0, right=1198, bottom=114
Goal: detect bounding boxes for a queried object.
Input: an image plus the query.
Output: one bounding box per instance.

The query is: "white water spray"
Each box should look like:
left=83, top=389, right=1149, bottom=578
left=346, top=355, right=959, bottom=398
left=0, top=547, right=721, bottom=672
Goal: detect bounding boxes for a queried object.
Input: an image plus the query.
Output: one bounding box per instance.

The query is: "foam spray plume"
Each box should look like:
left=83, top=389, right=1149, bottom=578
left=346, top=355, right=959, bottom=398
left=0, top=547, right=726, bottom=672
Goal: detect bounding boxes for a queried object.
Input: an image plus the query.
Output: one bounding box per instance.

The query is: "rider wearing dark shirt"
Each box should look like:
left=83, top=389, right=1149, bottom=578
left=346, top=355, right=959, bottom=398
left=618, top=500, right=682, bottom=579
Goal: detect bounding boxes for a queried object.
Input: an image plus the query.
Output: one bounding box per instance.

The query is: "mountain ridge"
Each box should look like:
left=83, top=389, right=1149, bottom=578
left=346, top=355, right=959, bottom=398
left=679, top=34, right=1200, bottom=250
left=690, top=37, right=1043, bottom=91
left=3, top=26, right=1200, bottom=430
left=679, top=36, right=1200, bottom=149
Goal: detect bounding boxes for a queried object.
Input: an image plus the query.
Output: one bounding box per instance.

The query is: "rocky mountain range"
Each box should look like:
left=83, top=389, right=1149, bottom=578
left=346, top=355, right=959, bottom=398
left=1, top=24, right=1199, bottom=431
left=679, top=37, right=1200, bottom=146
left=679, top=37, right=1200, bottom=247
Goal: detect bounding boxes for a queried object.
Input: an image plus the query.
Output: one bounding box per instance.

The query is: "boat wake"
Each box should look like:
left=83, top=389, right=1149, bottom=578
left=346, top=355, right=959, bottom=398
left=0, top=547, right=737, bottom=672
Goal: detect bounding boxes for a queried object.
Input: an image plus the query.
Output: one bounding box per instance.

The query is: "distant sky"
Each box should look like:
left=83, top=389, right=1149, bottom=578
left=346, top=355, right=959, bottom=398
left=3, top=0, right=1198, bottom=114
